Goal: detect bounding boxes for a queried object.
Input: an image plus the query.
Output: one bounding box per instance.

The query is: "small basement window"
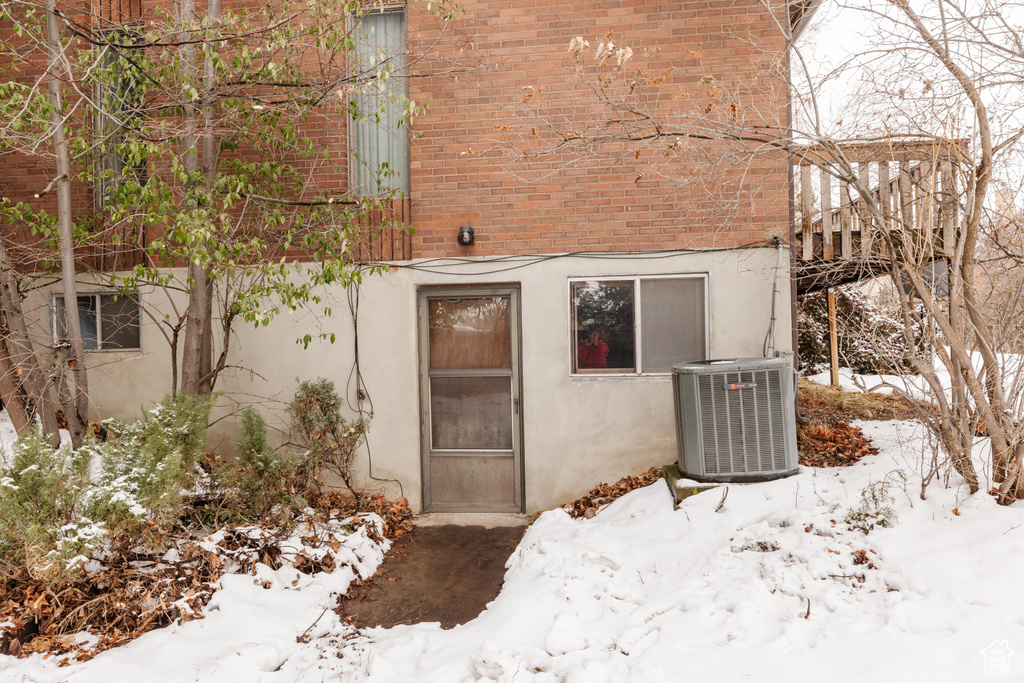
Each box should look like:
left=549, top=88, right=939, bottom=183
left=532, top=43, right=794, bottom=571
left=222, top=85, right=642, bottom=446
left=569, top=275, right=707, bottom=375
left=53, top=292, right=141, bottom=351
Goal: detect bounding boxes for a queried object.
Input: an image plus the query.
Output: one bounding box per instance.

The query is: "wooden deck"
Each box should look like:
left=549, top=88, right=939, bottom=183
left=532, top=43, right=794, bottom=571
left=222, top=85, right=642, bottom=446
left=793, top=142, right=963, bottom=294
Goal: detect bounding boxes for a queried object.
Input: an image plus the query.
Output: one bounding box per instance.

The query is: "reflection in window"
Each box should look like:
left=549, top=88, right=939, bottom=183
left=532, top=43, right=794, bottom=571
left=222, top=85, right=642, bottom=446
left=570, top=276, right=706, bottom=375
left=430, top=376, right=513, bottom=450
left=351, top=9, right=409, bottom=195
left=94, top=32, right=147, bottom=210
left=571, top=281, right=635, bottom=372
left=54, top=292, right=141, bottom=350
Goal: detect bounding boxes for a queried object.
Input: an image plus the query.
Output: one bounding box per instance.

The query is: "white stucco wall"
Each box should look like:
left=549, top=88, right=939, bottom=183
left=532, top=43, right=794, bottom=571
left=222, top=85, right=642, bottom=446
left=36, top=245, right=792, bottom=513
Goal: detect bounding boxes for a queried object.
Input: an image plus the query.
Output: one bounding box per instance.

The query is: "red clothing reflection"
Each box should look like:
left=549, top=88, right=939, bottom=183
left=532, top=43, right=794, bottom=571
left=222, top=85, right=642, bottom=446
left=578, top=334, right=609, bottom=369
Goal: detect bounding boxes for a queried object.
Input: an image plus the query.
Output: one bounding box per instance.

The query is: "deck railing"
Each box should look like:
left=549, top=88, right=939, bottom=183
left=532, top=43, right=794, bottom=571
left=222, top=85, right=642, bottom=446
left=793, top=141, right=964, bottom=292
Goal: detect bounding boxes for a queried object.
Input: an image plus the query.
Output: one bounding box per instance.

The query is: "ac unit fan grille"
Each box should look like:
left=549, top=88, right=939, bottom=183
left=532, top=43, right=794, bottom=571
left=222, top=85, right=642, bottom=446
left=697, top=369, right=787, bottom=475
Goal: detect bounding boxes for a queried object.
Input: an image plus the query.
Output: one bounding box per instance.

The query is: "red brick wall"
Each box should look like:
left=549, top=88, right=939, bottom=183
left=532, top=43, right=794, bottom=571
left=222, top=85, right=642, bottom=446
left=406, top=0, right=790, bottom=258
left=0, top=0, right=355, bottom=268
left=0, top=0, right=790, bottom=265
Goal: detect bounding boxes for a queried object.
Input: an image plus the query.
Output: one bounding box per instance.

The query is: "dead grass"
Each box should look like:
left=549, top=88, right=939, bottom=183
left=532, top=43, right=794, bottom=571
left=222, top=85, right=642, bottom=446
left=797, top=378, right=919, bottom=468
left=798, top=378, right=918, bottom=425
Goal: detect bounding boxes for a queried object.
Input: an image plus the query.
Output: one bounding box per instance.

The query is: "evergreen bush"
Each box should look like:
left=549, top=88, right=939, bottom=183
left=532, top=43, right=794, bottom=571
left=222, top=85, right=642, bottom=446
left=289, top=378, right=368, bottom=502
left=215, top=407, right=301, bottom=520
left=0, top=394, right=214, bottom=581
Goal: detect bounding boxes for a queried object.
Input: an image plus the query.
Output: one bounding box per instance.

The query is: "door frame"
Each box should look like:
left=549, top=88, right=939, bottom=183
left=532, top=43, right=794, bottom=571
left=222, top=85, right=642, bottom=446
left=417, top=284, right=524, bottom=512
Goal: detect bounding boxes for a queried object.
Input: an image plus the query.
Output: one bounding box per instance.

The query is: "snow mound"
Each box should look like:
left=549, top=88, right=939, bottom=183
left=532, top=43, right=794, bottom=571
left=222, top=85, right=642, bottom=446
left=344, top=422, right=1024, bottom=682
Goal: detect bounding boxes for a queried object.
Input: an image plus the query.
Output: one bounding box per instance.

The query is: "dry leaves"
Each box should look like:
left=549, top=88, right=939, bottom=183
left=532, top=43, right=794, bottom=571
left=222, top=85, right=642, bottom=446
left=306, top=492, right=414, bottom=540
left=798, top=420, right=879, bottom=468
left=562, top=467, right=663, bottom=519
left=0, top=542, right=223, bottom=661
left=1, top=492, right=412, bottom=663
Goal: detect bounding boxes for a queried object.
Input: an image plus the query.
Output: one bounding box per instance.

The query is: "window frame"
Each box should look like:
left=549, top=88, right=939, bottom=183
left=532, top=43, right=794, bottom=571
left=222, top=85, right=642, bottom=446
left=348, top=5, right=410, bottom=197
left=51, top=290, right=142, bottom=352
left=567, top=273, right=710, bottom=377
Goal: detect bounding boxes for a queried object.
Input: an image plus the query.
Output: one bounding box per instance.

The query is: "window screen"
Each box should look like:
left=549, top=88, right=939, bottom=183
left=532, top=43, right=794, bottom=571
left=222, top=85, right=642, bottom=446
left=99, top=293, right=142, bottom=350
left=352, top=10, right=409, bottom=195
left=640, top=278, right=706, bottom=372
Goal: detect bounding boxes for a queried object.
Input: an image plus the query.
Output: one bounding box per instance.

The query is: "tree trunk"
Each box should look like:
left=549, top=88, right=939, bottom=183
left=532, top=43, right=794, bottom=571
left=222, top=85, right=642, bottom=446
left=0, top=238, right=59, bottom=441
left=177, top=0, right=204, bottom=396
left=198, top=0, right=220, bottom=397
left=182, top=0, right=221, bottom=397
left=45, top=0, right=88, bottom=447
left=198, top=273, right=214, bottom=394
left=181, top=263, right=207, bottom=395
left=0, top=344, right=32, bottom=434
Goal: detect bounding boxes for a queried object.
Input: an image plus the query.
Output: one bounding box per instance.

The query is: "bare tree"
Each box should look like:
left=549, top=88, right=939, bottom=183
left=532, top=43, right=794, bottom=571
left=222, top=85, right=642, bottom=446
left=0, top=0, right=93, bottom=445
left=44, top=0, right=89, bottom=445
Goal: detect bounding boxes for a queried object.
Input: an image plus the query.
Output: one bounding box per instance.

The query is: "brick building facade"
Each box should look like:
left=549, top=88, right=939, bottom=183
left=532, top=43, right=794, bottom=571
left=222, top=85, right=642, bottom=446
left=2, top=0, right=804, bottom=512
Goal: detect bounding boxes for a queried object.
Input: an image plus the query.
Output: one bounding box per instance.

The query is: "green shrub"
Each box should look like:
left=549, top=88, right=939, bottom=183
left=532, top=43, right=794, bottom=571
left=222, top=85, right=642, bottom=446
left=215, top=407, right=301, bottom=520
left=0, top=394, right=215, bottom=581
left=289, top=378, right=368, bottom=502
left=0, top=427, right=94, bottom=577
left=95, top=393, right=215, bottom=530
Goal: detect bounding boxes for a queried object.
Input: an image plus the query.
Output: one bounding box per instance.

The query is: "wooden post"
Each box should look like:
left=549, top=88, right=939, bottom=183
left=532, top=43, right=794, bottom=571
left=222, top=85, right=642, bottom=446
left=878, top=161, right=891, bottom=258
left=940, top=160, right=955, bottom=256
left=801, top=164, right=813, bottom=260
left=821, top=168, right=833, bottom=260
left=827, top=288, right=840, bottom=387
left=858, top=163, right=872, bottom=258
left=841, top=183, right=854, bottom=259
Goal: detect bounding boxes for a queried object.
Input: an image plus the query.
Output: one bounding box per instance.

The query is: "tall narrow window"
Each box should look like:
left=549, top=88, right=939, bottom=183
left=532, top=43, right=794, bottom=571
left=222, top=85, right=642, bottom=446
left=94, top=34, right=146, bottom=209
left=351, top=9, right=409, bottom=195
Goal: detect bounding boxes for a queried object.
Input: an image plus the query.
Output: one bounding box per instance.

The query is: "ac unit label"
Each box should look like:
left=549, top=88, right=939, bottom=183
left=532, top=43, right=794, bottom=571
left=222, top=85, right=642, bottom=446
left=723, top=382, right=757, bottom=390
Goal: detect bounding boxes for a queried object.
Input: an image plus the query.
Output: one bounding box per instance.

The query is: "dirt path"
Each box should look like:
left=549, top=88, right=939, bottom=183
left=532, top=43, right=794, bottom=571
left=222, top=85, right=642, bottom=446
left=340, top=523, right=528, bottom=629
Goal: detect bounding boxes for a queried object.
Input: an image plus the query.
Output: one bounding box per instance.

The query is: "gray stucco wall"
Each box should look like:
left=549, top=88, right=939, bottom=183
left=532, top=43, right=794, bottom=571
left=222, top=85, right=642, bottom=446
left=31, top=245, right=792, bottom=512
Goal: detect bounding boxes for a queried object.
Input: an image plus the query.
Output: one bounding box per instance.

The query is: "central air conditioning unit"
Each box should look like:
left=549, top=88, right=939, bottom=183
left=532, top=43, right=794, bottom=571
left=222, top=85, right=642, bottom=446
left=672, top=357, right=798, bottom=482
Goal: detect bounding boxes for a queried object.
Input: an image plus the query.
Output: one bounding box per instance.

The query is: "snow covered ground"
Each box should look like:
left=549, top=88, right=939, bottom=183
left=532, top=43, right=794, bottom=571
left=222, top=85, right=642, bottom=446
left=805, top=352, right=1024, bottom=406
left=3, top=413, right=1024, bottom=681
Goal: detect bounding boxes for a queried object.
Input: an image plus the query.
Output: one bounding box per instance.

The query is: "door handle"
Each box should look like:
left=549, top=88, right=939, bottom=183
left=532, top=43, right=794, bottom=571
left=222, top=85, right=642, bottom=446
left=514, top=395, right=520, bottom=414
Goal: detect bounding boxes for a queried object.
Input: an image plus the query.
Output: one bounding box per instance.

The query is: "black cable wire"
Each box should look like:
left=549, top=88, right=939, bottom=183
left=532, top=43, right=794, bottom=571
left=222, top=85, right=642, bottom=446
left=763, top=237, right=783, bottom=357
left=363, top=242, right=774, bottom=277
left=346, top=280, right=374, bottom=418
left=346, top=279, right=404, bottom=499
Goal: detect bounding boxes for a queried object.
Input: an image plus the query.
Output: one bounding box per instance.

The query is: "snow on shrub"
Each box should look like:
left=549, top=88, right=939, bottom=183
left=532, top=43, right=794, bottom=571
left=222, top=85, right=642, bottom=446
left=798, top=283, right=923, bottom=375
left=0, top=394, right=214, bottom=582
